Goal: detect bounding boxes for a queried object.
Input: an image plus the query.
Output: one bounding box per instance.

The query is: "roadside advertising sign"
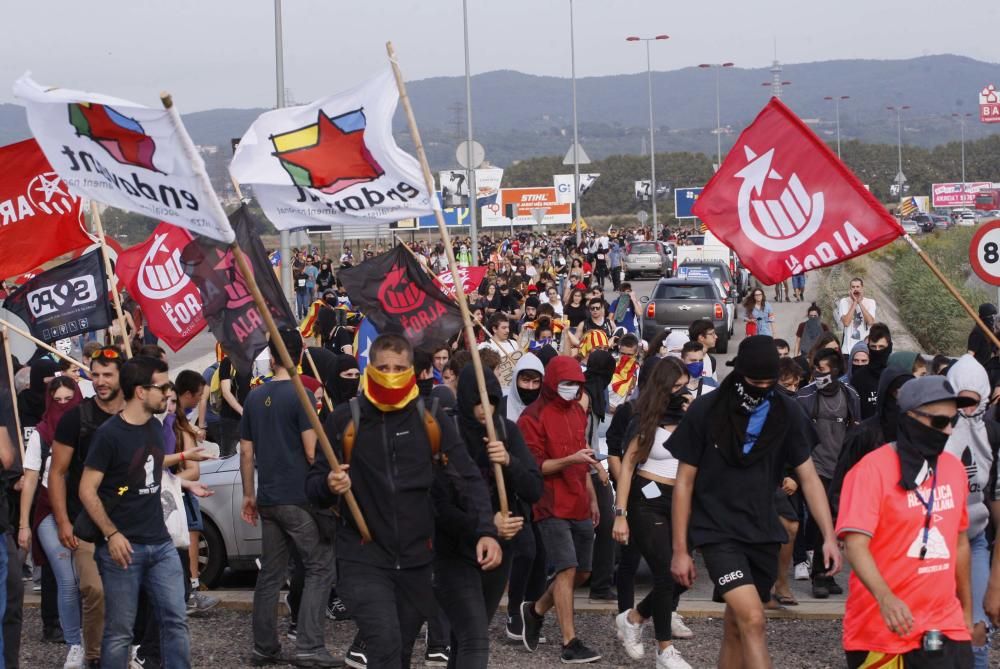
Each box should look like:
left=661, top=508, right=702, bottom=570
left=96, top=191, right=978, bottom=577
left=674, top=187, right=704, bottom=219
left=931, top=182, right=994, bottom=208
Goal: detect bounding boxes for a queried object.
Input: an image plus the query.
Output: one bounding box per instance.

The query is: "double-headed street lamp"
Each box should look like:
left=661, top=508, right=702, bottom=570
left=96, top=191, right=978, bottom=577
left=762, top=80, right=791, bottom=98
left=626, top=34, right=669, bottom=241
left=823, top=95, right=850, bottom=159
left=887, top=105, right=910, bottom=195
left=952, top=112, right=972, bottom=190
left=698, top=62, right=734, bottom=168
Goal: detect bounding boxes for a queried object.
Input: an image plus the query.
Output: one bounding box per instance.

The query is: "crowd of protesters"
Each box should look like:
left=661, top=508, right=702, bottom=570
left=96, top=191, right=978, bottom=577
left=0, top=225, right=998, bottom=669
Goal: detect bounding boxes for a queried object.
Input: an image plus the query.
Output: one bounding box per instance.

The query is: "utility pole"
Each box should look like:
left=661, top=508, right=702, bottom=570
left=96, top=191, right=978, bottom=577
left=627, top=34, right=669, bottom=241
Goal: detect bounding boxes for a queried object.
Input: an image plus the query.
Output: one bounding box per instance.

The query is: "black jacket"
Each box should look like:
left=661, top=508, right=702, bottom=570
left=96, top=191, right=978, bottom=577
left=305, top=394, right=497, bottom=569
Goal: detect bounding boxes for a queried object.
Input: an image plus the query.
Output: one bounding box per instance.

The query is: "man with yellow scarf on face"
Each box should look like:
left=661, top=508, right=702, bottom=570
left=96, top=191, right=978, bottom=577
left=305, top=333, right=502, bottom=669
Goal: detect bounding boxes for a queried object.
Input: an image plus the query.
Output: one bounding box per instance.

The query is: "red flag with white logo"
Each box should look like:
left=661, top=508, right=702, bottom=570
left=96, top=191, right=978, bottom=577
left=692, top=98, right=904, bottom=285
left=0, top=139, right=92, bottom=279
left=115, top=223, right=207, bottom=352
left=435, top=266, right=488, bottom=299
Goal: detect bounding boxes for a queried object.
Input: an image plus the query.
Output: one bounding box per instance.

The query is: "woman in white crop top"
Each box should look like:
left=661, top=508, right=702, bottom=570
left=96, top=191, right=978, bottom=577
left=610, top=357, right=694, bottom=667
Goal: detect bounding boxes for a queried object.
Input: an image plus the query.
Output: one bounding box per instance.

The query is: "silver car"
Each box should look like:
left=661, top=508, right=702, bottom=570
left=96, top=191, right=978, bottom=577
left=196, top=455, right=261, bottom=587
left=623, top=241, right=671, bottom=280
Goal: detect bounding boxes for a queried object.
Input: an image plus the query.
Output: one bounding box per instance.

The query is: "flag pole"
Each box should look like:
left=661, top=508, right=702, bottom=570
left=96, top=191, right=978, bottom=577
left=304, top=348, right=335, bottom=413
left=1, top=327, right=25, bottom=462
left=387, top=41, right=509, bottom=516
left=903, top=234, right=1000, bottom=349
left=89, top=202, right=133, bottom=358
left=0, top=319, right=87, bottom=370
left=160, top=93, right=372, bottom=543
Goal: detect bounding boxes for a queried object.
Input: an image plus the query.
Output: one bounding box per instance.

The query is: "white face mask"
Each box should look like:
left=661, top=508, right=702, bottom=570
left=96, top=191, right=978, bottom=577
left=557, top=382, right=581, bottom=401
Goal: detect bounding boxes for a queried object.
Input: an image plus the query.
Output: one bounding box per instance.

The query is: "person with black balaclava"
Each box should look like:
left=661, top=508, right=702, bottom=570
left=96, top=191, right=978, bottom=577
left=851, top=323, right=893, bottom=420
left=328, top=355, right=360, bottom=406
left=837, top=376, right=976, bottom=668
left=18, top=359, right=60, bottom=432
left=580, top=350, right=616, bottom=602
left=830, top=367, right=915, bottom=517
left=670, top=335, right=842, bottom=668
left=795, top=348, right=860, bottom=599
left=433, top=365, right=542, bottom=668
left=968, top=303, right=1000, bottom=389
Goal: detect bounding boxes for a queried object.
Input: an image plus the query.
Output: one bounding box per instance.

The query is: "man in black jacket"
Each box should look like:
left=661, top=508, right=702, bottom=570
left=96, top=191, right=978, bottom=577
left=305, top=334, right=500, bottom=669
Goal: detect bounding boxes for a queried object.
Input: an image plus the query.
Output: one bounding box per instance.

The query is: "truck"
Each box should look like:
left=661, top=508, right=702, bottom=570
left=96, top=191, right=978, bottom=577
left=673, top=230, right=747, bottom=295
left=975, top=189, right=1000, bottom=212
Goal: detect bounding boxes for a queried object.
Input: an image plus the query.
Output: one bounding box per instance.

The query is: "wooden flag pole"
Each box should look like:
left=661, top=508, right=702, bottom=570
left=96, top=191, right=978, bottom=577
left=160, top=93, right=372, bottom=542
left=387, top=42, right=509, bottom=516
left=0, top=319, right=87, bottom=370
left=90, top=202, right=133, bottom=358
left=304, top=348, right=335, bottom=413
left=1, top=327, right=25, bottom=462
left=903, top=234, right=1000, bottom=350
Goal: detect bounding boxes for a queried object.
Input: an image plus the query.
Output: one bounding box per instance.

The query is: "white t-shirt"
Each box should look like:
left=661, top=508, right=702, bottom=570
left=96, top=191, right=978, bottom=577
left=837, top=296, right=878, bottom=353
left=479, top=338, right=519, bottom=357
left=24, top=431, right=51, bottom=488
left=638, top=427, right=680, bottom=480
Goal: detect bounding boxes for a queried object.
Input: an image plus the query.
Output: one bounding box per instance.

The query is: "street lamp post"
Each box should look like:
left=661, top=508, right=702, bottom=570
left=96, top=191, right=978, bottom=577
left=462, top=0, right=479, bottom=263
left=887, top=105, right=910, bottom=196
left=569, top=0, right=582, bottom=247
left=699, top=62, right=735, bottom=168
left=823, top=95, right=850, bottom=159
left=952, top=112, right=972, bottom=191
left=274, top=0, right=292, bottom=302
left=627, top=34, right=669, bottom=241
left=761, top=80, right=791, bottom=98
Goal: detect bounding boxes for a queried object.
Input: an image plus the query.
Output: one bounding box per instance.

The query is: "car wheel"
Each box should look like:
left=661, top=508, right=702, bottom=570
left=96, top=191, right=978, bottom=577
left=199, top=519, right=227, bottom=589
left=716, top=331, right=729, bottom=354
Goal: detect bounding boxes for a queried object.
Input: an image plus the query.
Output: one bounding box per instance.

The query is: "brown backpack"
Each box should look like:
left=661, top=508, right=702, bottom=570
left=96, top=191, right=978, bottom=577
left=341, top=396, right=444, bottom=465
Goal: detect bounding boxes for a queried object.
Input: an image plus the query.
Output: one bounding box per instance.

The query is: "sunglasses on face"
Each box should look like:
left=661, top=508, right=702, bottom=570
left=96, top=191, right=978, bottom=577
left=910, top=409, right=959, bottom=430
left=142, top=382, right=175, bottom=394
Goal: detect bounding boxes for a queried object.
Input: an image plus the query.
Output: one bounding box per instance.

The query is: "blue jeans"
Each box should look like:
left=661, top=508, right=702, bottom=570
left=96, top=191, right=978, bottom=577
left=95, top=540, right=190, bottom=669
left=295, top=289, right=310, bottom=319
left=37, top=515, right=82, bottom=645
left=970, top=530, right=990, bottom=669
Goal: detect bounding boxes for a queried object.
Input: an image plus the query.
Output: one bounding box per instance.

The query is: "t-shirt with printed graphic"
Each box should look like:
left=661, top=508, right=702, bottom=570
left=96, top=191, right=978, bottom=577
left=84, top=415, right=170, bottom=546
left=836, top=444, right=970, bottom=654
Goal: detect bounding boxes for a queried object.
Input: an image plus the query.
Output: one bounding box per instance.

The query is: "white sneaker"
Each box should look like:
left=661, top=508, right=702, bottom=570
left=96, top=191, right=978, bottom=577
left=64, top=644, right=84, bottom=669
left=656, top=645, right=692, bottom=669
left=614, top=610, right=644, bottom=660
left=794, top=561, right=810, bottom=581
left=670, top=612, right=694, bottom=639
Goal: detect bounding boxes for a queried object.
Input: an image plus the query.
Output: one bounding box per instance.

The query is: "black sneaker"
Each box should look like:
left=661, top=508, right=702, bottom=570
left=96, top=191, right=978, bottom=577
left=251, top=649, right=286, bottom=666
left=424, top=647, right=449, bottom=666
left=42, top=626, right=64, bottom=644
left=521, top=600, right=542, bottom=652
left=588, top=589, right=617, bottom=601
left=345, top=640, right=367, bottom=669
left=286, top=621, right=298, bottom=640
left=560, top=638, right=601, bottom=664
left=505, top=610, right=524, bottom=641
left=824, top=576, right=843, bottom=595
left=326, top=597, right=351, bottom=621
left=293, top=649, right=345, bottom=667
left=811, top=580, right=830, bottom=599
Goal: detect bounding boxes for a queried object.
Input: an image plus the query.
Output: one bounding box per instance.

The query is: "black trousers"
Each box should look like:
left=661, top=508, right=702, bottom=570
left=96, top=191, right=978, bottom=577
left=4, top=534, right=24, bottom=669
left=616, top=540, right=643, bottom=613
left=506, top=521, right=547, bottom=615
left=338, top=560, right=433, bottom=669
left=589, top=472, right=615, bottom=595
left=805, top=476, right=833, bottom=578
left=628, top=479, right=685, bottom=641
left=434, top=554, right=511, bottom=669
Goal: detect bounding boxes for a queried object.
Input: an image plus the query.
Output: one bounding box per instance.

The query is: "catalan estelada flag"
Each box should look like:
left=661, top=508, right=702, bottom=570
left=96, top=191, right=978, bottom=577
left=898, top=197, right=918, bottom=218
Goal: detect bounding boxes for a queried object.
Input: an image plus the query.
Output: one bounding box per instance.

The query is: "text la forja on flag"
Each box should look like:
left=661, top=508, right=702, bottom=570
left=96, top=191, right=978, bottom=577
left=229, top=68, right=437, bottom=230
left=692, top=97, right=903, bottom=285
left=13, top=75, right=234, bottom=244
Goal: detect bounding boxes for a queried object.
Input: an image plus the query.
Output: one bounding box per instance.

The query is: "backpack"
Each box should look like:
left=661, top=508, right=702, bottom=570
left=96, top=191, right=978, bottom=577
left=341, top=396, right=443, bottom=465
left=208, top=362, right=237, bottom=414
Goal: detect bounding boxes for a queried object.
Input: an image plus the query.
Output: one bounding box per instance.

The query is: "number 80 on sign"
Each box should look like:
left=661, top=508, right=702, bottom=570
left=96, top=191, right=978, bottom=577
left=969, top=220, right=1000, bottom=285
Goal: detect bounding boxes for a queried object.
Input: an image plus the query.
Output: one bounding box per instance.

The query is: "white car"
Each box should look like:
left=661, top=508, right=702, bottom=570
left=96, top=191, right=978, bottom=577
left=901, top=219, right=920, bottom=235
left=956, top=210, right=977, bottom=227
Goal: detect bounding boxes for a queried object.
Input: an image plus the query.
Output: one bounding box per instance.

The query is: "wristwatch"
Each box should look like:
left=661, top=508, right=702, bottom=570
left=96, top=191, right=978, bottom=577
left=614, top=508, right=628, bottom=518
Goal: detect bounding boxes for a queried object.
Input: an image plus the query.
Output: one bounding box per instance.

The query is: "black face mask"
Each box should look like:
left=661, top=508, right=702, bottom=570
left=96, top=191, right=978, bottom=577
left=733, top=376, right=773, bottom=413
left=868, top=346, right=891, bottom=368
left=660, top=391, right=689, bottom=425
left=417, top=377, right=435, bottom=398
left=895, top=414, right=950, bottom=490
left=517, top=385, right=541, bottom=406
left=335, top=377, right=360, bottom=404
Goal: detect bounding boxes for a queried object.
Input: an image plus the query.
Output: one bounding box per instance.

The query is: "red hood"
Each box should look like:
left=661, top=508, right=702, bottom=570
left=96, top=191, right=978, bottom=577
left=540, top=355, right=586, bottom=405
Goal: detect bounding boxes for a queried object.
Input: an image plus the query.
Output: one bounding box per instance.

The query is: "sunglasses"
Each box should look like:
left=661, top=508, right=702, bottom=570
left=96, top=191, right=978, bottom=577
left=142, top=382, right=175, bottom=394
left=590, top=306, right=602, bottom=311
left=90, top=347, right=121, bottom=360
left=910, top=409, right=959, bottom=430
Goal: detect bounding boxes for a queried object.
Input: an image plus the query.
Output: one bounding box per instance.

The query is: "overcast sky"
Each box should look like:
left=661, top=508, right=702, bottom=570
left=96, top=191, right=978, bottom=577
left=3, top=0, right=998, bottom=112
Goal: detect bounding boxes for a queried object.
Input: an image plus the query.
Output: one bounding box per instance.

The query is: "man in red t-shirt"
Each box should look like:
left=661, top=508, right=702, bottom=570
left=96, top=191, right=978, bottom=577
left=517, top=355, right=602, bottom=664
left=837, top=376, right=975, bottom=668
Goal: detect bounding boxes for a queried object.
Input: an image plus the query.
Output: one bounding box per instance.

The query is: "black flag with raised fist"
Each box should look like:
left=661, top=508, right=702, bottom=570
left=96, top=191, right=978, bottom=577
left=337, top=244, right=464, bottom=349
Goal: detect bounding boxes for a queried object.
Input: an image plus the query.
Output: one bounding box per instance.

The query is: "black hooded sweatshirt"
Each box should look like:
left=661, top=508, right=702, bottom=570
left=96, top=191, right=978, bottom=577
left=829, top=367, right=913, bottom=516
left=431, top=366, right=542, bottom=565
left=849, top=344, right=892, bottom=420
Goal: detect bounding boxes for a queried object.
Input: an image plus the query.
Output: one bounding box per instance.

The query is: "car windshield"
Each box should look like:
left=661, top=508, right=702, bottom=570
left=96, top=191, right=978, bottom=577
left=686, top=236, right=705, bottom=245
left=655, top=283, right=716, bottom=299
left=629, top=243, right=659, bottom=254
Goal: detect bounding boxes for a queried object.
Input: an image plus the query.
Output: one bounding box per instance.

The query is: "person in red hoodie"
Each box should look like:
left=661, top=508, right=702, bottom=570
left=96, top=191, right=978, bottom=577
left=517, top=355, right=602, bottom=664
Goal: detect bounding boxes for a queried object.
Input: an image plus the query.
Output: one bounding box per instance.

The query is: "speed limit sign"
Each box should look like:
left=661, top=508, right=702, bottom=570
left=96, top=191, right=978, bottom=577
left=970, top=219, right=1000, bottom=285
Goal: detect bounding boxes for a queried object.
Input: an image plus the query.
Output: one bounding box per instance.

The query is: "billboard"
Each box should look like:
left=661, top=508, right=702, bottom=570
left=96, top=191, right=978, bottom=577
left=931, top=182, right=994, bottom=208
left=981, top=84, right=1000, bottom=124
left=480, top=187, right=572, bottom=227
left=554, top=173, right=599, bottom=204
left=437, top=168, right=503, bottom=208
left=674, top=187, right=704, bottom=219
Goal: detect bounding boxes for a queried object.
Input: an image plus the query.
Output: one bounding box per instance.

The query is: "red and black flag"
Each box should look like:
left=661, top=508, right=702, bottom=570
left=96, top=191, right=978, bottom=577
left=3, top=249, right=112, bottom=343
left=337, top=244, right=464, bottom=348
left=180, top=205, right=295, bottom=375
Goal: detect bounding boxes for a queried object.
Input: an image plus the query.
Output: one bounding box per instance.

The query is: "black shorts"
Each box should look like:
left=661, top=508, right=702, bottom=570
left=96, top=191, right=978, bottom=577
left=701, top=541, right=779, bottom=604
left=773, top=489, right=798, bottom=523
left=846, top=637, right=972, bottom=669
